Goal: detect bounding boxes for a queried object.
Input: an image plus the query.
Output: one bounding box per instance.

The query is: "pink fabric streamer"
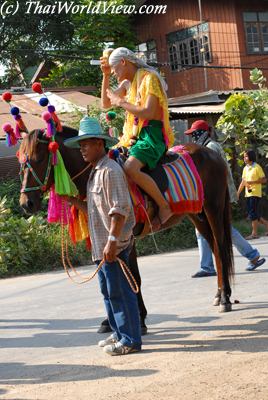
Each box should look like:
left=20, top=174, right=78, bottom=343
left=46, top=120, right=53, bottom=137
left=47, top=185, right=71, bottom=224
left=52, top=153, right=58, bottom=165
left=15, top=124, right=22, bottom=139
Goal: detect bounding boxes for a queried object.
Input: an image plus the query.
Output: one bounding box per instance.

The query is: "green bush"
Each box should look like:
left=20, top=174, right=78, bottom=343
left=0, top=196, right=90, bottom=278
left=136, top=218, right=196, bottom=256
left=0, top=179, right=22, bottom=216
left=0, top=178, right=49, bottom=217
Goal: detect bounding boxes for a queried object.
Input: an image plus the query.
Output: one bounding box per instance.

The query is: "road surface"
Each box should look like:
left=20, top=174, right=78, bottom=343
left=1, top=237, right=268, bottom=400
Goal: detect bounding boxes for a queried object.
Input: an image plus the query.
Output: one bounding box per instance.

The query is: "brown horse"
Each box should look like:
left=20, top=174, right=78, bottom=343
left=19, top=127, right=234, bottom=314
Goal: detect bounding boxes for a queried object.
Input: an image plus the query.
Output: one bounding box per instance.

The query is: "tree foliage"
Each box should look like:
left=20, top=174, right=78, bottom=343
left=216, top=68, right=268, bottom=159
left=36, top=0, right=137, bottom=90
left=0, top=0, right=74, bottom=86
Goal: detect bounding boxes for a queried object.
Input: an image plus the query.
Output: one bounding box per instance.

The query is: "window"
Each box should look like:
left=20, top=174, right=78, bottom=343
left=136, top=40, right=157, bottom=63
left=167, top=22, right=211, bottom=72
left=243, top=12, right=268, bottom=53
left=169, top=44, right=179, bottom=71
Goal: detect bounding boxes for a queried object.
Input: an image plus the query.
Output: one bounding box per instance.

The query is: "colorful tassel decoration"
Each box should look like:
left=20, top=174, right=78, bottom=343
left=42, top=111, right=55, bottom=138
left=48, top=141, right=59, bottom=165
left=54, top=152, right=78, bottom=196
left=33, top=82, right=62, bottom=133
left=2, top=123, right=17, bottom=147
left=48, top=105, right=62, bottom=132
left=32, top=82, right=43, bottom=95
left=2, top=92, right=28, bottom=136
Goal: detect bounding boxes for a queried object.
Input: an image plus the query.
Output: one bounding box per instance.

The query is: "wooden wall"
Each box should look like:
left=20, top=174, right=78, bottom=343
left=235, top=1, right=268, bottom=88
left=135, top=0, right=268, bottom=97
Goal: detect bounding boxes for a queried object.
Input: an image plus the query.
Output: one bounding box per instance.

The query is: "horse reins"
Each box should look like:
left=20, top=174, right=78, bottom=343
left=19, top=142, right=138, bottom=291
left=60, top=202, right=139, bottom=291
left=20, top=141, right=91, bottom=193
left=71, top=164, right=91, bottom=181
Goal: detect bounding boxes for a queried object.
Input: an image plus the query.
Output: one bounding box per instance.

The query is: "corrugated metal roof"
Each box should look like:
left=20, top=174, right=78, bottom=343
left=57, top=92, right=100, bottom=109
left=0, top=113, right=46, bottom=138
left=169, top=90, right=222, bottom=106
left=169, top=103, right=225, bottom=114
left=0, top=91, right=100, bottom=139
left=168, top=89, right=253, bottom=107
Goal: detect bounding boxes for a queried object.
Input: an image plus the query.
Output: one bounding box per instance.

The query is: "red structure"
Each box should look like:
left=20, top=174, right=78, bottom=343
left=135, top=0, right=268, bottom=99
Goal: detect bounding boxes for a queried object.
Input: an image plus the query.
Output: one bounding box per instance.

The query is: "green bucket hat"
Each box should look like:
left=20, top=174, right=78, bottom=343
left=64, top=116, right=119, bottom=148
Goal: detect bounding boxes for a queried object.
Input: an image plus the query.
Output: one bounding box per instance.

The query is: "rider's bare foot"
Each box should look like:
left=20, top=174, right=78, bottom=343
left=152, top=215, right=161, bottom=231
left=159, top=206, right=173, bottom=226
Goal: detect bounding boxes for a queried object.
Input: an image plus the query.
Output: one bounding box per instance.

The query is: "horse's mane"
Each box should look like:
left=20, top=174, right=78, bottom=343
left=56, top=126, right=78, bottom=141
left=19, top=126, right=78, bottom=161
left=19, top=130, right=39, bottom=161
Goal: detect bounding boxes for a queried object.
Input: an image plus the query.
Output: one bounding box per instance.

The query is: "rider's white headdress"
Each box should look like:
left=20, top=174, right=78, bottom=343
left=109, top=47, right=168, bottom=92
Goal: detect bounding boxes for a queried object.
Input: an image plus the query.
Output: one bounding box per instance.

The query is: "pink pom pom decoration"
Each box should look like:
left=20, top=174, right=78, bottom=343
left=42, top=111, right=54, bottom=137
left=2, top=123, right=17, bottom=147
left=42, top=111, right=51, bottom=122
left=2, top=123, right=12, bottom=133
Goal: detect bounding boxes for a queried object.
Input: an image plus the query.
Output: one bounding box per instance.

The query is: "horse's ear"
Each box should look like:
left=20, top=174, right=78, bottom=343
left=37, top=129, right=49, bottom=141
left=21, top=132, right=28, bottom=139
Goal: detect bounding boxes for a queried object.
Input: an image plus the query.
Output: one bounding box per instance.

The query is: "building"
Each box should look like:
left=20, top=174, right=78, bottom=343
left=135, top=0, right=268, bottom=129
left=136, top=0, right=268, bottom=97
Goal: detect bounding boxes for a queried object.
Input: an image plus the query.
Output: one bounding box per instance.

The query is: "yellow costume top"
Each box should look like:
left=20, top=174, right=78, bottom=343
left=118, top=69, right=174, bottom=148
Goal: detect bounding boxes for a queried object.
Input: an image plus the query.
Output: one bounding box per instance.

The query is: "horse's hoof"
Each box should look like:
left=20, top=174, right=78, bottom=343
left=219, top=303, right=232, bottom=312
left=213, top=297, right=220, bottom=306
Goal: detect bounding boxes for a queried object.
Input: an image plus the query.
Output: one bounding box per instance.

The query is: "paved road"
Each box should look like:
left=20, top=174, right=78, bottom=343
left=0, top=237, right=268, bottom=400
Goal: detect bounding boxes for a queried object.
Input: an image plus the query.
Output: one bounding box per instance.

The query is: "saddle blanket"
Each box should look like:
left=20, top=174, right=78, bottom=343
left=163, top=145, right=204, bottom=214
left=128, top=145, right=204, bottom=222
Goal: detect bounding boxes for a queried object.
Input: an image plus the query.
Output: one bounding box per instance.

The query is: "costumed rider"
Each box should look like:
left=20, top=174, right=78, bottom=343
left=100, top=47, right=175, bottom=227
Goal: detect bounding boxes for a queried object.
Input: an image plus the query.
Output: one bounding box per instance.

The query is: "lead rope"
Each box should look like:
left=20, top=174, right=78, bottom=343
left=71, top=164, right=91, bottom=181
left=136, top=202, right=160, bottom=252
left=60, top=199, right=139, bottom=292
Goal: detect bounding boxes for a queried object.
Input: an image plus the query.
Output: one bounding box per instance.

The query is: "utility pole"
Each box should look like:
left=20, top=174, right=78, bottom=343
left=198, top=0, right=208, bottom=91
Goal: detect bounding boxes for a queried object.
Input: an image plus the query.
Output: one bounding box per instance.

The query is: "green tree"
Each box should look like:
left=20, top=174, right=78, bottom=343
left=0, top=0, right=74, bottom=87
left=216, top=68, right=268, bottom=159
left=40, top=0, right=137, bottom=91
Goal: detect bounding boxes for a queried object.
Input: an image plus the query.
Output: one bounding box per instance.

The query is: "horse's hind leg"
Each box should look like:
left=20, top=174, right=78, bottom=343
left=204, top=204, right=233, bottom=312
left=189, top=214, right=223, bottom=308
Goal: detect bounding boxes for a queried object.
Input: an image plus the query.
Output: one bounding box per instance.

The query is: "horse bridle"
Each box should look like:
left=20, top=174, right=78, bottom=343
left=19, top=132, right=91, bottom=193
left=19, top=138, right=52, bottom=193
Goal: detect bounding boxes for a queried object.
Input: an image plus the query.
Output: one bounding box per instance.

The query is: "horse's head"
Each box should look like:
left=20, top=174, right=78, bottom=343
left=19, top=129, right=53, bottom=214
left=19, top=126, right=91, bottom=214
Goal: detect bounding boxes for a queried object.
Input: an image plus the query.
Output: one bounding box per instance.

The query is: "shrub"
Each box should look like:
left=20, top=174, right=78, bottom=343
left=0, top=179, right=22, bottom=216
left=0, top=196, right=89, bottom=278
left=136, top=218, right=196, bottom=256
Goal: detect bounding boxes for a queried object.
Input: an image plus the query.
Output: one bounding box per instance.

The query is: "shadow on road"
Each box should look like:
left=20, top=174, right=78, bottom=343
left=142, top=309, right=268, bottom=354
left=0, top=362, right=157, bottom=385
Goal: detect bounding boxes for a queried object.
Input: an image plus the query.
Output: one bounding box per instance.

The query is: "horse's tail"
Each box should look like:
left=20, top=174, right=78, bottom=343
left=221, top=188, right=235, bottom=284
